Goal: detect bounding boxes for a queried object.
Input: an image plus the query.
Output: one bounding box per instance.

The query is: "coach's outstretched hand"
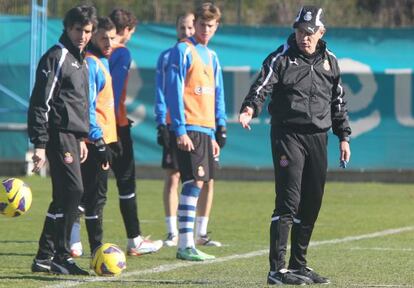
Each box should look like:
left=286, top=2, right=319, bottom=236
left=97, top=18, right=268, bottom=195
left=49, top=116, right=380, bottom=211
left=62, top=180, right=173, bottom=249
left=239, top=106, right=254, bottom=130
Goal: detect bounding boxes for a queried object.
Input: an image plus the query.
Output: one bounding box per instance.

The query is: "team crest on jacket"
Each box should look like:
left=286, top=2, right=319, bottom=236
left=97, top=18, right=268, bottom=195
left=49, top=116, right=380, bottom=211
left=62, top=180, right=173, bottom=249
left=64, top=152, right=73, bottom=164
left=197, top=165, right=205, bottom=177
left=279, top=155, right=289, bottom=167
left=323, top=59, right=330, bottom=71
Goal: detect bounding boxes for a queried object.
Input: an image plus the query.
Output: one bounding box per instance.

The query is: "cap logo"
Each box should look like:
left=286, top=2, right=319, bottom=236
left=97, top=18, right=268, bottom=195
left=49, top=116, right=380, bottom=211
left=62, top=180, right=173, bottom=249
left=304, top=11, right=312, bottom=21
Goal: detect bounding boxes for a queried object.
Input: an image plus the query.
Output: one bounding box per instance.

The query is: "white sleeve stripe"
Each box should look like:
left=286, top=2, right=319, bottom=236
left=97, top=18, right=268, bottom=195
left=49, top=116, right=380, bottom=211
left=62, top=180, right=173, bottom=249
left=334, top=83, right=344, bottom=112
left=255, top=44, right=289, bottom=95
left=183, top=46, right=191, bottom=66
left=326, top=49, right=337, bottom=59
left=338, top=83, right=343, bottom=97
left=45, top=42, right=68, bottom=122
left=162, top=51, right=170, bottom=92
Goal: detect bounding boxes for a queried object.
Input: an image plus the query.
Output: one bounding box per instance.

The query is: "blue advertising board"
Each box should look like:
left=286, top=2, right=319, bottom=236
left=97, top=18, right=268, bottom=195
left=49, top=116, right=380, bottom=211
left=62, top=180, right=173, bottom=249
left=1, top=18, right=414, bottom=170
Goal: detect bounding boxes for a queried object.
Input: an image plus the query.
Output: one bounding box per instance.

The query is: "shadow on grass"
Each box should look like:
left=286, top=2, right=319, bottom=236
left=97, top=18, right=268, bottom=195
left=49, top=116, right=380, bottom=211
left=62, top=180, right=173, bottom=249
left=0, top=275, right=85, bottom=282
left=0, top=276, right=219, bottom=285
left=0, top=240, right=37, bottom=244
left=0, top=252, right=34, bottom=256
left=0, top=274, right=225, bottom=286
left=102, top=279, right=216, bottom=285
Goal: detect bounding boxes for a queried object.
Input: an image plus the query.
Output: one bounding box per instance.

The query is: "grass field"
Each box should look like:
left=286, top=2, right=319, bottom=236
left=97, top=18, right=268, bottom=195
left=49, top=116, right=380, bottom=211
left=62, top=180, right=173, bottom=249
left=1, top=176, right=414, bottom=287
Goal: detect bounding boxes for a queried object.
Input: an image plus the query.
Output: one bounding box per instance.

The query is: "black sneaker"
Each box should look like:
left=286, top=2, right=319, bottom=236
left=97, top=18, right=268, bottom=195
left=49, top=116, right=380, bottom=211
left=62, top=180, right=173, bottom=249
left=290, top=267, right=330, bottom=284
left=31, top=258, right=52, bottom=273
left=50, top=258, right=89, bottom=275
left=267, top=271, right=306, bottom=285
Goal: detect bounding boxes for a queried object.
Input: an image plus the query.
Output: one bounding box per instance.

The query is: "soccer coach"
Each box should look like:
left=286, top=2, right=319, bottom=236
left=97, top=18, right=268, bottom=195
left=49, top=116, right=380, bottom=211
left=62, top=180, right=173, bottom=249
left=239, top=6, right=351, bottom=286
left=28, top=5, right=97, bottom=275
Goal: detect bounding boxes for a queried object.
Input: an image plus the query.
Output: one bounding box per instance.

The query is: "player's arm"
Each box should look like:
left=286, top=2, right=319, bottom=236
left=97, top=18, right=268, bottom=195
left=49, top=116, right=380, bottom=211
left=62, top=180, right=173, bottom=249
left=154, top=50, right=170, bottom=148
left=86, top=57, right=104, bottom=142
left=212, top=52, right=227, bottom=148
left=109, top=47, right=131, bottom=119
left=165, top=44, right=194, bottom=151
left=28, top=51, right=60, bottom=149
left=154, top=50, right=169, bottom=126
left=87, top=57, right=112, bottom=166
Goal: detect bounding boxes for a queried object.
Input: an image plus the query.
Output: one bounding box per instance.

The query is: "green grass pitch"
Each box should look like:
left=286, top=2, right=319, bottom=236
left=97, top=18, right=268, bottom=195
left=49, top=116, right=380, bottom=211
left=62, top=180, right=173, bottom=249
left=1, top=176, right=414, bottom=287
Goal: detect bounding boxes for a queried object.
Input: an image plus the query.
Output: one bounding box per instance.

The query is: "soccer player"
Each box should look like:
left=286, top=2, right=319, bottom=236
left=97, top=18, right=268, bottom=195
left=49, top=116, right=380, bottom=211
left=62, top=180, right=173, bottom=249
left=81, top=16, right=118, bottom=256
left=166, top=2, right=226, bottom=261
left=108, top=8, right=163, bottom=256
left=28, top=5, right=97, bottom=275
left=239, top=5, right=351, bottom=285
left=70, top=9, right=163, bottom=257
left=155, top=12, right=225, bottom=247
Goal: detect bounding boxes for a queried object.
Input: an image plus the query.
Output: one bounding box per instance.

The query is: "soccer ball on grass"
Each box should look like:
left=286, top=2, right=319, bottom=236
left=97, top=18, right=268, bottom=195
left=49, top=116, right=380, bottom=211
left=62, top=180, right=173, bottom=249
left=0, top=178, right=32, bottom=217
left=91, top=243, right=126, bottom=276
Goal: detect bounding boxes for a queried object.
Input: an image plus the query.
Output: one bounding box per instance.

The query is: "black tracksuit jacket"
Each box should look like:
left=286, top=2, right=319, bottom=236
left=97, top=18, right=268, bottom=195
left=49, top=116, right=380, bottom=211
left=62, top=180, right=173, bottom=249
left=241, top=33, right=351, bottom=139
left=28, top=32, right=90, bottom=148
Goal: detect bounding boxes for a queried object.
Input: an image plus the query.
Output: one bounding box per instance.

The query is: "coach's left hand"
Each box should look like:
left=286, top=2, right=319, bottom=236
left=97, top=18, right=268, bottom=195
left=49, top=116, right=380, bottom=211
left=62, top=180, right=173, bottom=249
left=32, top=148, right=46, bottom=173
left=339, top=141, right=351, bottom=163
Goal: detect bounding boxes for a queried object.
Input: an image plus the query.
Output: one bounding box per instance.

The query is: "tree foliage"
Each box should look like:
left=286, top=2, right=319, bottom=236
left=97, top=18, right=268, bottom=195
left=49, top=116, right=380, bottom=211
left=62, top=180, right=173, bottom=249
left=1, top=0, right=414, bottom=27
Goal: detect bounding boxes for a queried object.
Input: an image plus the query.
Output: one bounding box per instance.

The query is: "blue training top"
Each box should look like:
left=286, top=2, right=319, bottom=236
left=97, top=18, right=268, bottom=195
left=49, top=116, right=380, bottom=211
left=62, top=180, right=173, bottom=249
left=165, top=36, right=226, bottom=138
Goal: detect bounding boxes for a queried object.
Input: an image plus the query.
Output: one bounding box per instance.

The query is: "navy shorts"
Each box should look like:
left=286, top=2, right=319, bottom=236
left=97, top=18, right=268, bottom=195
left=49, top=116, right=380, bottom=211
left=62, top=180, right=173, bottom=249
left=161, top=131, right=180, bottom=170
left=176, top=131, right=215, bottom=183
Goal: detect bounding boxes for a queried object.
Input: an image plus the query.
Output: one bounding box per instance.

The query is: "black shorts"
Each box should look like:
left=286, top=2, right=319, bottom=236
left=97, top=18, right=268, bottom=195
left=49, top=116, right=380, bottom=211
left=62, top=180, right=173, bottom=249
left=177, top=131, right=215, bottom=183
left=161, top=131, right=179, bottom=170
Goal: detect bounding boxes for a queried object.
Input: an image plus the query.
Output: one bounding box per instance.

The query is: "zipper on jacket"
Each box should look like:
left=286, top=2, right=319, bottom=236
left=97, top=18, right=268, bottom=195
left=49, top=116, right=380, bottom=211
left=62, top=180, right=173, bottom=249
left=308, top=64, right=314, bottom=118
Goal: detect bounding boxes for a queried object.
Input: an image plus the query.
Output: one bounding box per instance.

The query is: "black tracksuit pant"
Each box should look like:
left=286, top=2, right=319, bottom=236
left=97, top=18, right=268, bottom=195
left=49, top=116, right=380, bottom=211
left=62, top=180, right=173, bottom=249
left=269, top=126, right=328, bottom=272
left=111, top=125, right=141, bottom=239
left=81, top=143, right=109, bottom=253
left=36, top=131, right=83, bottom=262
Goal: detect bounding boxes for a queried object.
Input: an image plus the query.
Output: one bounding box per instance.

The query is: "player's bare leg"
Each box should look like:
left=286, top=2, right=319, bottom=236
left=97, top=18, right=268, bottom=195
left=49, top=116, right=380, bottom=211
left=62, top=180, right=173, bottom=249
left=195, top=179, right=222, bottom=247
left=163, top=169, right=180, bottom=246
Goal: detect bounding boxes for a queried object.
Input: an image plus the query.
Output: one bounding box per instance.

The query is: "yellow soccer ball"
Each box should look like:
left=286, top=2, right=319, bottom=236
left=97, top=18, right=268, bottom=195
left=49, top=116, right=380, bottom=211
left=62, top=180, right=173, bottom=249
left=0, top=178, right=32, bottom=217
left=91, top=243, right=126, bottom=276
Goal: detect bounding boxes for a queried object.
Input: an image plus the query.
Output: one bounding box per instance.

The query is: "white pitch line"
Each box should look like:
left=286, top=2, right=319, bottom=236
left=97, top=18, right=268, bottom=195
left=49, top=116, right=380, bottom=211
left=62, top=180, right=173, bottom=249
left=44, top=225, right=414, bottom=288
left=351, top=285, right=413, bottom=287
left=350, top=247, right=414, bottom=252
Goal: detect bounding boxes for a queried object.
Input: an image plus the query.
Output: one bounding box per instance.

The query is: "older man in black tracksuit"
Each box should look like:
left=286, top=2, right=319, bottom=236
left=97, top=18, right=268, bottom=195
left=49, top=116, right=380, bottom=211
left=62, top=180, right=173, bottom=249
left=239, top=6, right=351, bottom=286
left=28, top=5, right=97, bottom=275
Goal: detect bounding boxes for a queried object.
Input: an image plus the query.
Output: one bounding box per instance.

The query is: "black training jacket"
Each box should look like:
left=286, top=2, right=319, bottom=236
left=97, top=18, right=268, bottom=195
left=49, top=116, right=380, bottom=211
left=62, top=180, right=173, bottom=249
left=241, top=33, right=351, bottom=140
left=28, top=32, right=90, bottom=148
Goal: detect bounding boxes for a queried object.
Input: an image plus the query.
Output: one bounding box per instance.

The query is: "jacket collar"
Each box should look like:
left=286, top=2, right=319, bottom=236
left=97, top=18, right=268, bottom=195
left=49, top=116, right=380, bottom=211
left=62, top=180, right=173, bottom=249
left=58, top=32, right=86, bottom=62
